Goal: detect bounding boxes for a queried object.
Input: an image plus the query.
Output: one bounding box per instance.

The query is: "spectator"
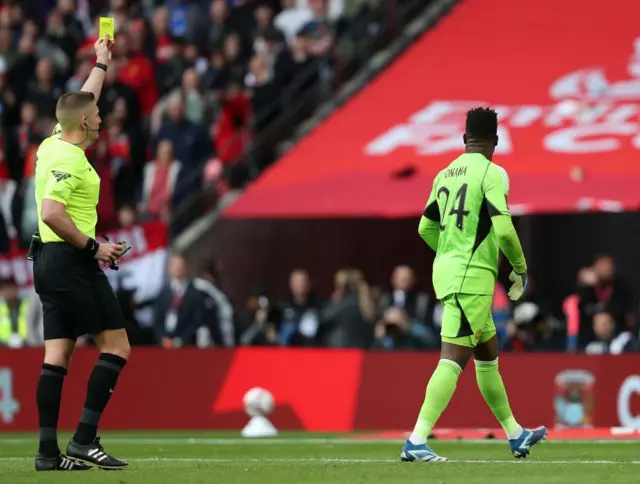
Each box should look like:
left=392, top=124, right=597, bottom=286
left=152, top=254, right=207, bottom=348
left=194, top=259, right=235, bottom=347
left=585, top=311, right=639, bottom=355
left=33, top=18, right=70, bottom=73
left=157, top=37, right=191, bottom=96
left=0, top=278, right=29, bottom=348
left=117, top=203, right=138, bottom=229
left=17, top=101, right=44, bottom=161
left=41, top=8, right=80, bottom=65
left=153, top=68, right=216, bottom=129
left=247, top=51, right=280, bottom=149
left=25, top=57, right=62, bottom=120
left=91, top=137, right=118, bottom=229
left=0, top=58, right=20, bottom=129
left=97, top=64, right=139, bottom=129
left=223, top=32, right=246, bottom=81
left=151, top=7, right=175, bottom=65
left=140, top=139, right=183, bottom=221
left=194, top=0, right=232, bottom=53
left=371, top=307, right=431, bottom=350
left=278, top=269, right=322, bottom=346
left=576, top=255, right=634, bottom=348
left=321, top=268, right=375, bottom=348
left=299, top=0, right=334, bottom=58
left=275, top=0, right=314, bottom=45
left=153, top=93, right=210, bottom=169
left=106, top=114, right=135, bottom=205
left=214, top=80, right=250, bottom=164
left=201, top=49, right=229, bottom=94
left=253, top=6, right=282, bottom=56
left=9, top=32, right=38, bottom=103
left=378, top=265, right=433, bottom=327
left=119, top=30, right=158, bottom=118
left=239, top=289, right=281, bottom=346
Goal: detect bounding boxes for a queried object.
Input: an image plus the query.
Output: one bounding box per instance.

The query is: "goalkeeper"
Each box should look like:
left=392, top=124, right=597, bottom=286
left=401, top=108, right=547, bottom=463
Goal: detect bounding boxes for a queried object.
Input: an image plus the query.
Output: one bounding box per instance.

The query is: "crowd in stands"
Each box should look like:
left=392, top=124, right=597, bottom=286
left=3, top=251, right=638, bottom=354
left=0, top=0, right=415, bottom=250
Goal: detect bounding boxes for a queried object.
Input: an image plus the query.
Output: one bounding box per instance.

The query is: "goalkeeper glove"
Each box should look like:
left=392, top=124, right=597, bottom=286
left=508, top=270, right=528, bottom=301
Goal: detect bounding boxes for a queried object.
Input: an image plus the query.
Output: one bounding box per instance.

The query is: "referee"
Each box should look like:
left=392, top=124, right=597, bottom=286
left=33, top=36, right=129, bottom=472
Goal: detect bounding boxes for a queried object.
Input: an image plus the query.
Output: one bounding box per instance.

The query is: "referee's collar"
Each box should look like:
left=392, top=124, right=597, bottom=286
left=56, top=137, right=86, bottom=154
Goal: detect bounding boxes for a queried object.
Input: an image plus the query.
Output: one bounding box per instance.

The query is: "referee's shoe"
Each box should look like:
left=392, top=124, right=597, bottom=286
left=35, top=453, right=93, bottom=471
left=66, top=437, right=128, bottom=470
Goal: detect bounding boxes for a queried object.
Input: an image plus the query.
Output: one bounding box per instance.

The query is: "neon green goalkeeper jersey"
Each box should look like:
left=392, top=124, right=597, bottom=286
left=419, top=153, right=526, bottom=300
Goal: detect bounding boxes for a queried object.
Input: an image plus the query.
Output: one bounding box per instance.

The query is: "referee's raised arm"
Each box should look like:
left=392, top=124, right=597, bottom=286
left=80, top=35, right=114, bottom=102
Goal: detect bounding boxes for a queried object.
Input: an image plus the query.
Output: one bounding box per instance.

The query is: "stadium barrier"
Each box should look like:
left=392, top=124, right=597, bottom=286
left=0, top=348, right=638, bottom=431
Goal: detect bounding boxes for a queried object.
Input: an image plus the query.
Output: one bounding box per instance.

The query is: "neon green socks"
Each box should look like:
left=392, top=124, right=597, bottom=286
left=475, top=358, right=523, bottom=439
left=409, top=359, right=462, bottom=445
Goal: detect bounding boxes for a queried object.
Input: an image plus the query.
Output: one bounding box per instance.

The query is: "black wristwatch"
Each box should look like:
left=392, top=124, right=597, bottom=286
left=84, top=238, right=99, bottom=257
left=94, top=62, right=107, bottom=72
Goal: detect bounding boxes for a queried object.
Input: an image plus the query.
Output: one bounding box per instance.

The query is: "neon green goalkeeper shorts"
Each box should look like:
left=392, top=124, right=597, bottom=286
left=440, top=294, right=496, bottom=347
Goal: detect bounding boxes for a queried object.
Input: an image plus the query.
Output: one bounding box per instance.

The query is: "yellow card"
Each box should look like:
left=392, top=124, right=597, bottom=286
left=99, top=17, right=115, bottom=40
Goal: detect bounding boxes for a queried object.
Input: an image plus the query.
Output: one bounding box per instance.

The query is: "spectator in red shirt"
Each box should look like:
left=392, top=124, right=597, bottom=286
left=92, top=137, right=117, bottom=230
left=119, top=31, right=158, bottom=118
left=140, top=139, right=183, bottom=221
left=151, top=7, right=175, bottom=65
left=213, top=81, right=250, bottom=165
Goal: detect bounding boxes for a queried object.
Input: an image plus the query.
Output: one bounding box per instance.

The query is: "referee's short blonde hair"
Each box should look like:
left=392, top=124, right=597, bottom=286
left=55, top=91, right=96, bottom=129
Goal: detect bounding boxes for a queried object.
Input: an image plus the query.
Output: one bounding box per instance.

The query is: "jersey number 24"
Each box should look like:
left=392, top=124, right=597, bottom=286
left=437, top=184, right=470, bottom=231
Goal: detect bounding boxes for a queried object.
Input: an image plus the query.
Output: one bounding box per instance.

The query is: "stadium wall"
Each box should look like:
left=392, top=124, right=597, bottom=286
left=0, top=348, right=638, bottom=431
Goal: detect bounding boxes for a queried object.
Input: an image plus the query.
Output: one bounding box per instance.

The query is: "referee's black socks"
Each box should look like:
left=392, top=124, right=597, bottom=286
left=73, top=353, right=127, bottom=445
left=36, top=363, right=67, bottom=457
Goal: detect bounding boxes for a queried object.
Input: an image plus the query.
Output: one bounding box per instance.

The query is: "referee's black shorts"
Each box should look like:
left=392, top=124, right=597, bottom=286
left=33, top=242, right=126, bottom=341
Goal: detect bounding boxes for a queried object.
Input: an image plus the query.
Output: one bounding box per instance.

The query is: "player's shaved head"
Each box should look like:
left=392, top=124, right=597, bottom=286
left=464, top=107, right=499, bottom=160
left=56, top=91, right=96, bottom=129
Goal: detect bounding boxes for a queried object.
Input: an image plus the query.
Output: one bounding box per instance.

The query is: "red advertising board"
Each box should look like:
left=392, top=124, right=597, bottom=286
left=0, top=349, right=638, bottom=431
left=225, top=0, right=640, bottom=218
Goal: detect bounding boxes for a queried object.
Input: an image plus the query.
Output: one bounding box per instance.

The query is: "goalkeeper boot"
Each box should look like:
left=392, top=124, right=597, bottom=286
left=509, top=426, right=548, bottom=458
left=401, top=440, right=448, bottom=462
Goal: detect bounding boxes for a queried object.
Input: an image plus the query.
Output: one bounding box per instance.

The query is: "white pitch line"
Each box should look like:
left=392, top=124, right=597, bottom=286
left=1, top=457, right=640, bottom=465
left=0, top=438, right=639, bottom=445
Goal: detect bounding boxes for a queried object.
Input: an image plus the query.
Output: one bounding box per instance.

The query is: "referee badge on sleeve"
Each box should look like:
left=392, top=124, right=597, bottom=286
left=51, top=170, right=72, bottom=182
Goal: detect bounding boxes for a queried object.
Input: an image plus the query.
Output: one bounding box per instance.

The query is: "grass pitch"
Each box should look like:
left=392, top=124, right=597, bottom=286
left=1, top=432, right=639, bottom=483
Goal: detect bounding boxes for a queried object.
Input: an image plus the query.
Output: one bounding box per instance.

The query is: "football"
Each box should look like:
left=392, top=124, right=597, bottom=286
left=243, top=387, right=275, bottom=417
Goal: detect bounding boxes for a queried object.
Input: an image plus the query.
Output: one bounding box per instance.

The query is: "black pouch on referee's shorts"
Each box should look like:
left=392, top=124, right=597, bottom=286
left=26, top=231, right=42, bottom=261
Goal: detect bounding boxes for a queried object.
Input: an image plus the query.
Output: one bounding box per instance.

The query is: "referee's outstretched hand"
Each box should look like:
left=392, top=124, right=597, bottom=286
left=95, top=35, right=115, bottom=62
left=94, top=243, right=124, bottom=263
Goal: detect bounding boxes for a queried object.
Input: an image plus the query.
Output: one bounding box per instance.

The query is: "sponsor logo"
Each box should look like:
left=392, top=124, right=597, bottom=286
left=366, top=38, right=640, bottom=157
left=51, top=170, right=71, bottom=182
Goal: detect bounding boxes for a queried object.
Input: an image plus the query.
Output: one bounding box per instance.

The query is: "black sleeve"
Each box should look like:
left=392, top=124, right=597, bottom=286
left=423, top=200, right=440, bottom=222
